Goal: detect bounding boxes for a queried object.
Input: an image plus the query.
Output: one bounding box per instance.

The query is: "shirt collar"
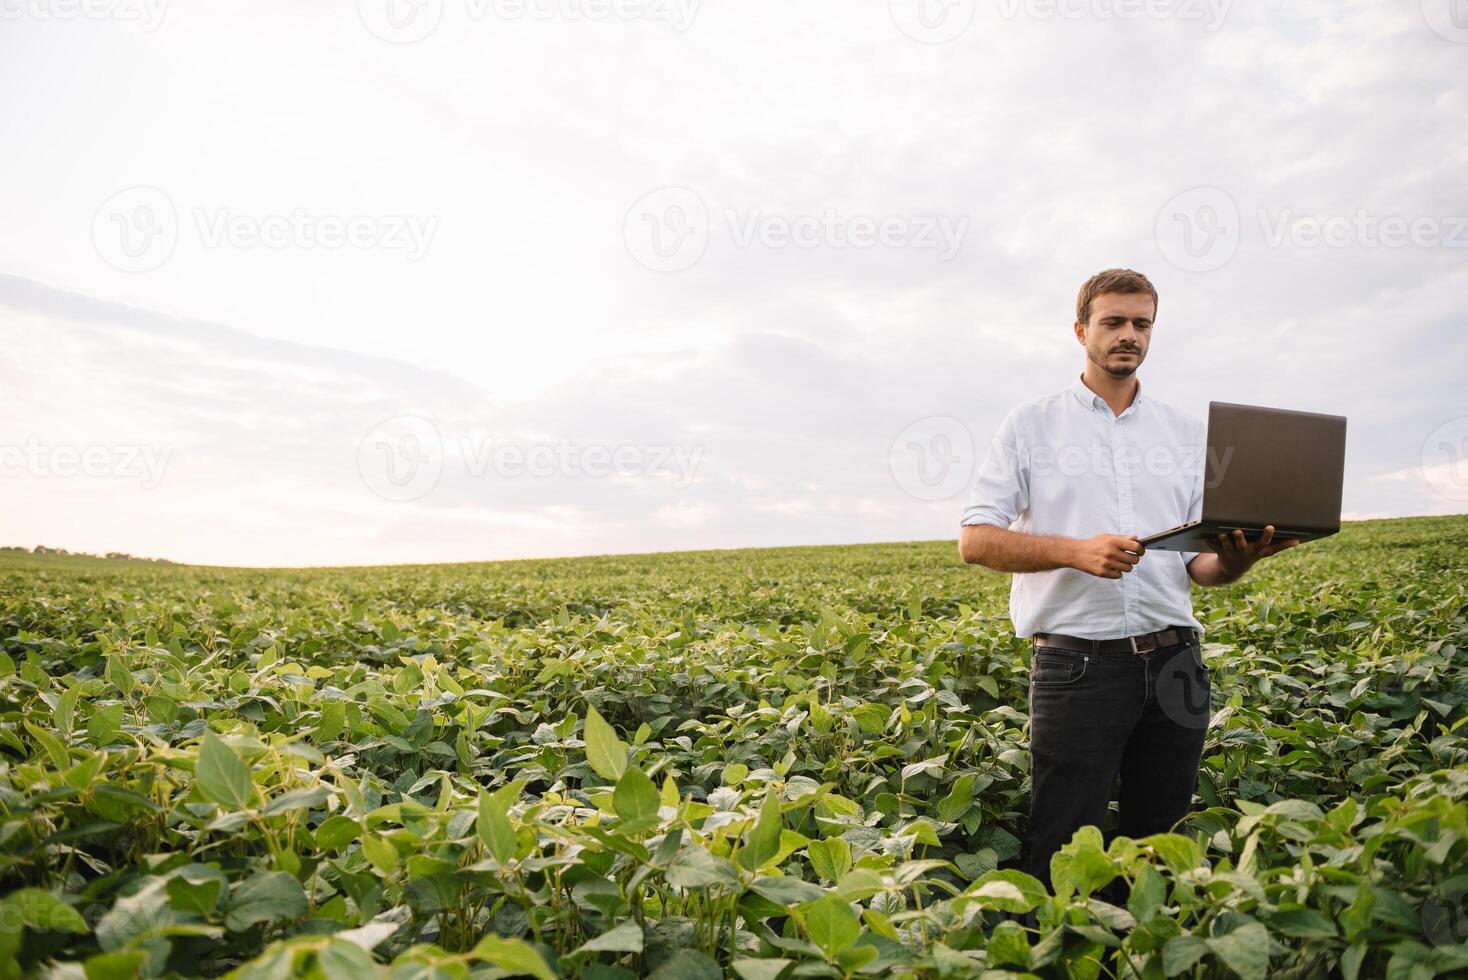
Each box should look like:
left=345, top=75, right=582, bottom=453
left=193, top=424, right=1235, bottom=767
left=1070, top=374, right=1145, bottom=416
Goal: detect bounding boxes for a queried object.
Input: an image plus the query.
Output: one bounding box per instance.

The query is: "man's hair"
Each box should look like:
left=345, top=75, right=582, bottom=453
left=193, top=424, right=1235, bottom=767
left=1075, top=268, right=1158, bottom=325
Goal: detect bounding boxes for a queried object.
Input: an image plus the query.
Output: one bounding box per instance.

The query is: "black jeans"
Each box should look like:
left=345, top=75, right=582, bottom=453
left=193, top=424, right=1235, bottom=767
left=1023, top=629, right=1211, bottom=894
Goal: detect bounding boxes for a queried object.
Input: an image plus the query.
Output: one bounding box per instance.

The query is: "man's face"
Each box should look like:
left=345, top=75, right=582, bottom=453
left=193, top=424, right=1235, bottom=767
left=1074, top=292, right=1154, bottom=378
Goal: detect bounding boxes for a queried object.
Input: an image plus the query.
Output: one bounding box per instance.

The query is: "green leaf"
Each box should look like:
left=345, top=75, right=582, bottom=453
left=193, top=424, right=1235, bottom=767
left=834, top=868, right=886, bottom=902
left=665, top=845, right=740, bottom=889
left=964, top=870, right=1047, bottom=913
left=96, top=878, right=177, bottom=950
left=583, top=704, right=627, bottom=781
left=1128, top=863, right=1168, bottom=920
left=807, top=837, right=852, bottom=882
left=362, top=834, right=400, bottom=876
left=1386, top=942, right=1437, bottom=980
left=1144, top=833, right=1203, bottom=874
left=262, top=786, right=330, bottom=817
left=835, top=944, right=880, bottom=972
left=106, top=654, right=135, bottom=697
left=55, top=684, right=82, bottom=736
left=477, top=789, right=517, bottom=866
left=1050, top=825, right=1116, bottom=899
left=24, top=720, right=70, bottom=769
left=83, top=950, right=149, bottom=980
left=980, top=825, right=1022, bottom=861
left=196, top=730, right=254, bottom=809
left=647, top=949, right=721, bottom=980
left=1162, top=934, right=1210, bottom=976
left=954, top=849, right=997, bottom=881
left=471, top=934, right=557, bottom=980
left=738, top=786, right=782, bottom=872
left=165, top=865, right=228, bottom=917
left=986, top=920, right=1030, bottom=968
left=225, top=872, right=308, bottom=932
left=5, top=888, right=88, bottom=933
left=732, top=958, right=793, bottom=980
left=86, top=703, right=125, bottom=745
left=1268, top=907, right=1337, bottom=939
left=315, top=815, right=363, bottom=852
left=803, top=893, right=861, bottom=959
left=62, top=753, right=105, bottom=793
left=317, top=938, right=377, bottom=980
left=750, top=876, right=826, bottom=907
left=572, top=920, right=644, bottom=955
left=613, top=765, right=661, bottom=822
left=935, top=773, right=975, bottom=822
left=314, top=701, right=346, bottom=742
left=1206, top=921, right=1270, bottom=980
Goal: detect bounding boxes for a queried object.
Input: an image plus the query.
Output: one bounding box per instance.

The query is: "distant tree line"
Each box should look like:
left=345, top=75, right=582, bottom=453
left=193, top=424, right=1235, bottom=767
left=0, top=545, right=176, bottom=563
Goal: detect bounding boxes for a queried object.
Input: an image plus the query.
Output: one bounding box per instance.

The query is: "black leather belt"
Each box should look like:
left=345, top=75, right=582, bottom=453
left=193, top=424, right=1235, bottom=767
left=1032, top=625, right=1196, bottom=655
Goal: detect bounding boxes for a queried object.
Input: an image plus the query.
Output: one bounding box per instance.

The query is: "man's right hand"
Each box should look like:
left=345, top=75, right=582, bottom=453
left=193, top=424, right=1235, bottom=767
left=1068, top=535, right=1144, bottom=578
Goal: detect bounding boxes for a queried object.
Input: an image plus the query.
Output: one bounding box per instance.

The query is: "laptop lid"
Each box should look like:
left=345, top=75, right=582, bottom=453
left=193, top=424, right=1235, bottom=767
left=1203, top=401, right=1347, bottom=533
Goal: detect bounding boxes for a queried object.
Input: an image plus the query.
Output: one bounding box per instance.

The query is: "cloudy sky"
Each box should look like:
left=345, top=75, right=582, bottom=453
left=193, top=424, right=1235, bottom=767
left=1, top=0, right=1464, bottom=567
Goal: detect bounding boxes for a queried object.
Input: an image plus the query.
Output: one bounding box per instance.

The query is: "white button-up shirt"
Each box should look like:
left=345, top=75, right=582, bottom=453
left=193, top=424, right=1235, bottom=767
left=960, top=374, right=1205, bottom=640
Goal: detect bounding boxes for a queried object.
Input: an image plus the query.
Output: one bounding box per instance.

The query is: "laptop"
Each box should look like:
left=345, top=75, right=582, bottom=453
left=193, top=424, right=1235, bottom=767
left=1141, top=401, right=1347, bottom=552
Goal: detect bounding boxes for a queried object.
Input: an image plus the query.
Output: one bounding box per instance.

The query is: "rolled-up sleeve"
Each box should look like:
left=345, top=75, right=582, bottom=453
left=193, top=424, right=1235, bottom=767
left=960, top=408, right=1028, bottom=528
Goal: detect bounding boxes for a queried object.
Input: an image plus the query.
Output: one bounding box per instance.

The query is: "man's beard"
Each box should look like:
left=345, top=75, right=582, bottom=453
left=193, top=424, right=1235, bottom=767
left=1091, top=347, right=1141, bottom=377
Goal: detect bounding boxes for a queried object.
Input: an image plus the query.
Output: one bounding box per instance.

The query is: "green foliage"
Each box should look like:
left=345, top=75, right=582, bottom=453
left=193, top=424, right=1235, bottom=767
left=0, top=516, right=1465, bottom=977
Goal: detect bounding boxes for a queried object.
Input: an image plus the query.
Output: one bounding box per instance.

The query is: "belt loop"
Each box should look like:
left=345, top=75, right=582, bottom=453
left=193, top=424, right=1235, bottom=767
left=1090, top=637, right=1099, bottom=656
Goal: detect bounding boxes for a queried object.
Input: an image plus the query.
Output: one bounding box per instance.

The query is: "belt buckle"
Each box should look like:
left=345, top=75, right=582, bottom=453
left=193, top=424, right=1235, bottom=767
left=1129, top=635, right=1140, bottom=655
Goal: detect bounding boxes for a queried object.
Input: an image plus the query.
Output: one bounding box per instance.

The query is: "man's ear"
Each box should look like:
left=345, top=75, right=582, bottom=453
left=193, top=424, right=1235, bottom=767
left=1073, top=320, right=1087, bottom=345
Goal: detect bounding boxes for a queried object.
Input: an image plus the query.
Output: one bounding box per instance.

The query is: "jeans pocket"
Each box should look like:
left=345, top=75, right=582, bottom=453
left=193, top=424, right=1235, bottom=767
left=1031, top=650, right=1088, bottom=687
left=1188, top=638, right=1211, bottom=676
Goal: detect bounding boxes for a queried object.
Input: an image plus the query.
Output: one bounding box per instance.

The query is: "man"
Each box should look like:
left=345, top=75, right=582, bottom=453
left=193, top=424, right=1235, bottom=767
left=957, top=268, right=1298, bottom=892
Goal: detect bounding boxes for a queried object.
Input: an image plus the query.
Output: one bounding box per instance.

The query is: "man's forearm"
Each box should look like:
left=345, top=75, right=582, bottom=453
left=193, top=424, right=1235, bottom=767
left=959, top=524, right=1076, bottom=573
left=1185, top=552, right=1245, bottom=586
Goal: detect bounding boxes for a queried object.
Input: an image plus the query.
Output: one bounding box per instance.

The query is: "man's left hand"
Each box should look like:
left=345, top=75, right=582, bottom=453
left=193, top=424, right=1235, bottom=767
left=1213, top=525, right=1300, bottom=577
